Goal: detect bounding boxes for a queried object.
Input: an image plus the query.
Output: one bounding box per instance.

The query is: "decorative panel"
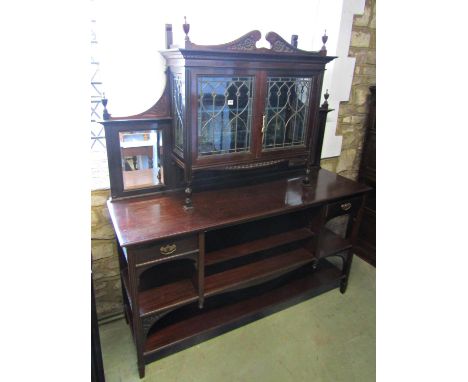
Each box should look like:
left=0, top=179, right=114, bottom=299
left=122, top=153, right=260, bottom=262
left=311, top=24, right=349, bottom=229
left=262, top=77, right=313, bottom=150
left=172, top=74, right=185, bottom=153
left=197, top=76, right=254, bottom=156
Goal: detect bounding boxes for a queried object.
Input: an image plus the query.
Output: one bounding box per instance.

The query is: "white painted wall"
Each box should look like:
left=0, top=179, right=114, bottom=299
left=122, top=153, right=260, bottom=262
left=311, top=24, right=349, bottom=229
left=94, top=0, right=365, bottom=159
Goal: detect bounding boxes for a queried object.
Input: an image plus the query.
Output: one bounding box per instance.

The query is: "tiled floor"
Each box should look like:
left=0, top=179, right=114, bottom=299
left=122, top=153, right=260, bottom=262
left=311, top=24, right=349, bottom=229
left=99, top=256, right=375, bottom=382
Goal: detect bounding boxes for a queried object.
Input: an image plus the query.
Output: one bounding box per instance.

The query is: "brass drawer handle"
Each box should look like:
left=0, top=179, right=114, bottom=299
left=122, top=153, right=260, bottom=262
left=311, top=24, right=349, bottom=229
left=160, top=244, right=177, bottom=256
left=341, top=202, right=352, bottom=211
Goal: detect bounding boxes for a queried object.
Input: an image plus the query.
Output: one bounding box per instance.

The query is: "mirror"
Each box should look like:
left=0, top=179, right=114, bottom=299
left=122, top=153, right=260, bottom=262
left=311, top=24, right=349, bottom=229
left=119, top=129, right=164, bottom=190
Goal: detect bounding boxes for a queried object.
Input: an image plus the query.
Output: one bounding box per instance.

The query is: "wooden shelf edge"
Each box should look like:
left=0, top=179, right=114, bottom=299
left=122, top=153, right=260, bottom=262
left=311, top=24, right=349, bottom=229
left=205, top=247, right=316, bottom=298
left=143, top=259, right=341, bottom=359
left=138, top=279, right=199, bottom=317
left=123, top=267, right=198, bottom=318
left=205, top=227, right=314, bottom=266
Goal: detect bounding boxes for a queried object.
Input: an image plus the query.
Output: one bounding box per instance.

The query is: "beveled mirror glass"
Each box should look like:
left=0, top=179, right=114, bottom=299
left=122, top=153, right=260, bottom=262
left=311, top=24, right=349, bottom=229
left=119, top=129, right=164, bottom=190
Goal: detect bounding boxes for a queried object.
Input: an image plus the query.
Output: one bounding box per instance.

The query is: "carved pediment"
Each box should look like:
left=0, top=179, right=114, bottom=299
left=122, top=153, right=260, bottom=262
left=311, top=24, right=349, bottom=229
left=184, top=30, right=324, bottom=55
left=265, top=32, right=298, bottom=53
left=186, top=30, right=262, bottom=51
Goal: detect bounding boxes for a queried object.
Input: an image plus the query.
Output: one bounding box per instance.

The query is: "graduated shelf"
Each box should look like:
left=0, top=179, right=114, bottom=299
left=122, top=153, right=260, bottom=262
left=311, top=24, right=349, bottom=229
left=205, top=227, right=314, bottom=266
left=205, top=247, right=316, bottom=297
left=143, top=259, right=342, bottom=358
left=122, top=228, right=350, bottom=319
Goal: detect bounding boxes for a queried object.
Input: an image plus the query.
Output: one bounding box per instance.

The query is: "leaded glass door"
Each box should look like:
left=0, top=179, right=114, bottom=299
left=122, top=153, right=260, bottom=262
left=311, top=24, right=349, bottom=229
left=197, top=76, right=255, bottom=158
left=262, top=76, right=314, bottom=152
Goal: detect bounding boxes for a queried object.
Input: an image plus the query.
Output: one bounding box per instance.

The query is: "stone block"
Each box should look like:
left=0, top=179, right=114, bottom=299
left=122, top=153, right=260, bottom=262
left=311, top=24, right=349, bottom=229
left=351, top=31, right=371, bottom=48
left=337, top=169, right=359, bottom=181
left=342, top=130, right=364, bottom=150
left=354, top=3, right=372, bottom=27
left=96, top=299, right=123, bottom=319
left=336, top=149, right=358, bottom=174
left=362, top=66, right=376, bottom=76
left=354, top=86, right=371, bottom=106
left=93, top=275, right=123, bottom=319
left=320, top=157, right=338, bottom=173
left=343, top=116, right=353, bottom=124
left=351, top=115, right=366, bottom=125
left=370, top=2, right=376, bottom=29
left=366, top=51, right=376, bottom=65
left=91, top=189, right=110, bottom=207
left=92, top=239, right=116, bottom=261
left=352, top=73, right=372, bottom=86
left=351, top=49, right=369, bottom=65
left=91, top=204, right=115, bottom=240
left=340, top=124, right=356, bottom=134
left=92, top=255, right=120, bottom=279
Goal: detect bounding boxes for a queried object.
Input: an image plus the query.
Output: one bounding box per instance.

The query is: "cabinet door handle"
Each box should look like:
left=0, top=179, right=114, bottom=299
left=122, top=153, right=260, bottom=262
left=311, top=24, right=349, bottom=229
left=341, top=202, right=352, bottom=211
left=160, top=244, right=177, bottom=256
left=261, top=114, right=266, bottom=134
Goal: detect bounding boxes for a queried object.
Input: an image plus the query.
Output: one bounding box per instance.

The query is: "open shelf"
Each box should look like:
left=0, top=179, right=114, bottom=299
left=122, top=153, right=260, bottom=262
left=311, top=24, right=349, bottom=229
left=317, top=228, right=352, bottom=258
left=122, top=267, right=199, bottom=318
left=139, top=279, right=198, bottom=317
left=205, top=227, right=314, bottom=266
left=205, top=247, right=316, bottom=298
left=124, top=228, right=347, bottom=322
left=143, top=259, right=341, bottom=358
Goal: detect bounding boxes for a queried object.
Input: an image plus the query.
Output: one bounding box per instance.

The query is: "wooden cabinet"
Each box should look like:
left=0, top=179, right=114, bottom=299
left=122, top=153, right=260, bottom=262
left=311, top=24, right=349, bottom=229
left=100, top=22, right=371, bottom=378
left=108, top=171, right=370, bottom=378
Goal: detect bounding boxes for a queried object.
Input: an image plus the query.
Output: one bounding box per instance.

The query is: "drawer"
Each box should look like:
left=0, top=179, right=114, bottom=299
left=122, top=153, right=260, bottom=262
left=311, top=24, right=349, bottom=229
left=326, top=196, right=362, bottom=220
left=130, top=235, right=199, bottom=265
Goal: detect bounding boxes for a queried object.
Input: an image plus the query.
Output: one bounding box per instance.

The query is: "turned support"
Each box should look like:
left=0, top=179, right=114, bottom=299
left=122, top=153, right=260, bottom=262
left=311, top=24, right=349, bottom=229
left=184, top=183, right=193, bottom=209
left=340, top=250, right=354, bottom=294
left=303, top=160, right=311, bottom=185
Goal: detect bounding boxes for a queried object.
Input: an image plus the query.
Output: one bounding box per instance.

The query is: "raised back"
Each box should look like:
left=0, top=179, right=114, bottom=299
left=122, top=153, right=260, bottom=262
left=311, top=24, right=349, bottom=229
left=100, top=22, right=335, bottom=202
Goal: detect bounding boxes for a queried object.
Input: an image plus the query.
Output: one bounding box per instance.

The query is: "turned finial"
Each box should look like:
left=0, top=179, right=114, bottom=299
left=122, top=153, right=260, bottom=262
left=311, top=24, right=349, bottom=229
left=102, top=94, right=110, bottom=120
left=320, top=30, right=328, bottom=53
left=291, top=34, right=298, bottom=48
left=165, top=24, right=173, bottom=49
left=321, top=89, right=330, bottom=108
left=183, top=16, right=190, bottom=42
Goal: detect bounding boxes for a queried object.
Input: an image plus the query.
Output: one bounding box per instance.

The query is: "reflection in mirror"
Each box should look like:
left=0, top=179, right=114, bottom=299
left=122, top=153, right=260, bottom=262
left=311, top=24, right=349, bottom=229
left=119, top=129, right=164, bottom=190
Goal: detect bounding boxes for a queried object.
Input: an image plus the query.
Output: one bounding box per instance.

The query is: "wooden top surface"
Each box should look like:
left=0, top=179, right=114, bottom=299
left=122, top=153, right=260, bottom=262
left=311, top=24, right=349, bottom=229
left=107, top=168, right=371, bottom=247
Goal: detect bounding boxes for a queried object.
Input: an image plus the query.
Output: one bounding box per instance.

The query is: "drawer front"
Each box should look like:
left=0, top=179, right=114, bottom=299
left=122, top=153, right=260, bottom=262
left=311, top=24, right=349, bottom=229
left=131, top=235, right=199, bottom=265
left=326, top=196, right=362, bottom=220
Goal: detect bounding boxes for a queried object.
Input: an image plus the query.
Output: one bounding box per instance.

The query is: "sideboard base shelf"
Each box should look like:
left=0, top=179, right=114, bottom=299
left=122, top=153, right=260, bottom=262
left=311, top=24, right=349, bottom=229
left=143, top=259, right=341, bottom=363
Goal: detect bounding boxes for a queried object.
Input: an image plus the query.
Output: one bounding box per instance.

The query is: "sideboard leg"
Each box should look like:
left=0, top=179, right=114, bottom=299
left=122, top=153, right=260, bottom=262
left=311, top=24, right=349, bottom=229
left=138, top=363, right=145, bottom=379
left=340, top=250, right=354, bottom=294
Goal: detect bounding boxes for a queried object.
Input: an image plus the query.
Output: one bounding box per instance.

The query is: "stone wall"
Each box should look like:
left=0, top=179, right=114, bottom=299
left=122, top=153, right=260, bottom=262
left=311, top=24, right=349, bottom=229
left=92, top=189, right=123, bottom=320
left=321, top=0, right=376, bottom=180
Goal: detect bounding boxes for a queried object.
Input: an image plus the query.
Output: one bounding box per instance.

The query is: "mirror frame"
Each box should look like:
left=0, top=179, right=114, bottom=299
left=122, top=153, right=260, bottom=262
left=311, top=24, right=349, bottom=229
left=102, top=118, right=174, bottom=199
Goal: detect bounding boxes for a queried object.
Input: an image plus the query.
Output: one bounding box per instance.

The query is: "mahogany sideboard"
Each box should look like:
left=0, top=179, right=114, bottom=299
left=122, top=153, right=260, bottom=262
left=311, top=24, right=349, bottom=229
left=107, top=168, right=370, bottom=377
left=100, top=21, right=371, bottom=378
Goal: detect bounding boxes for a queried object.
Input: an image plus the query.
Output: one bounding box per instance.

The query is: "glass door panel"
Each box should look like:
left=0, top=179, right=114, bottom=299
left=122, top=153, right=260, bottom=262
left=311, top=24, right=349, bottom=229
left=197, top=76, right=254, bottom=157
left=262, top=77, right=313, bottom=151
